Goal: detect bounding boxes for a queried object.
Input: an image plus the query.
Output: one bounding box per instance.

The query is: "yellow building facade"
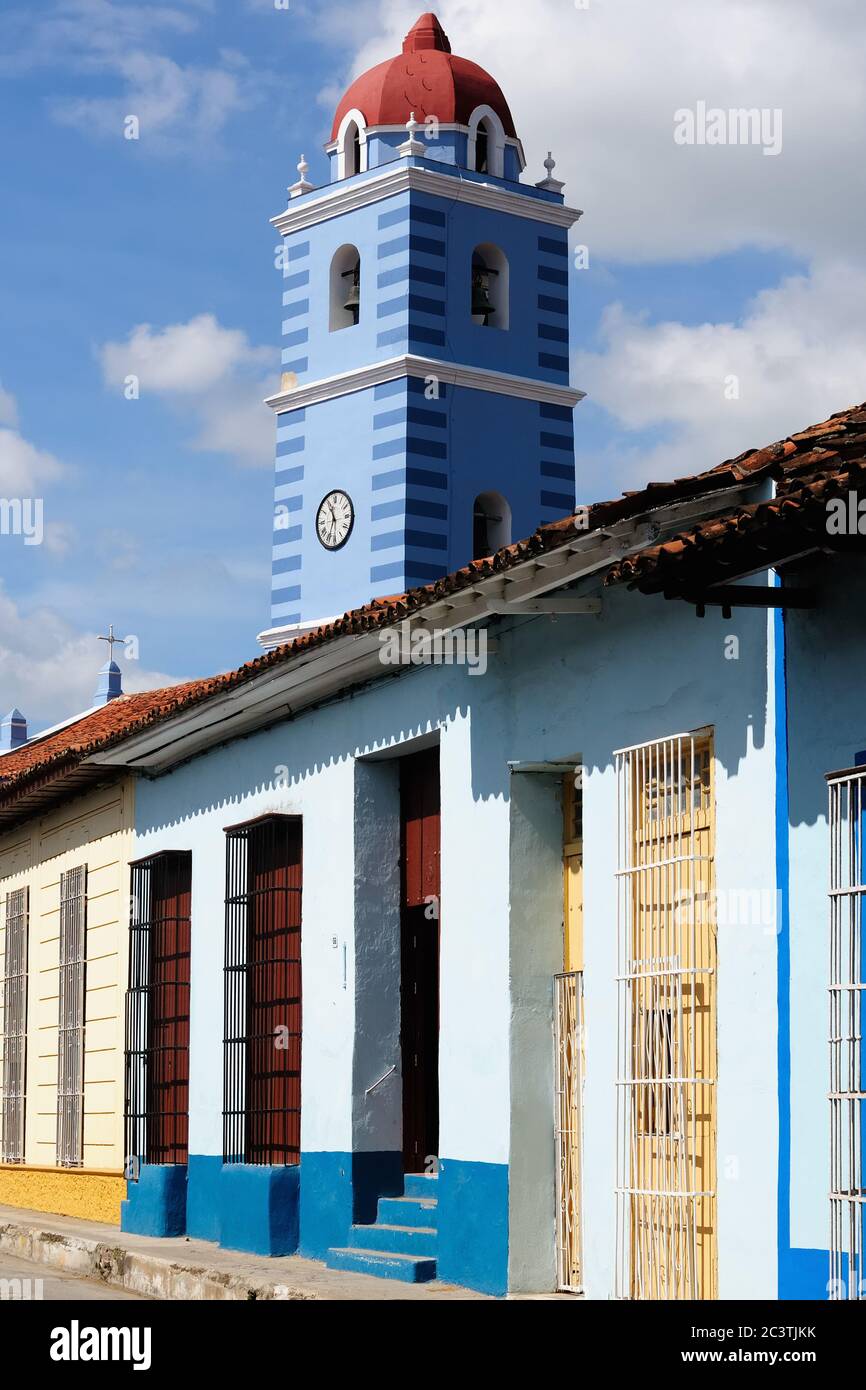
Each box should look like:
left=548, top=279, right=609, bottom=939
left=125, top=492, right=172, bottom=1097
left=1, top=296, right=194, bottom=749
left=0, top=777, right=135, bottom=1224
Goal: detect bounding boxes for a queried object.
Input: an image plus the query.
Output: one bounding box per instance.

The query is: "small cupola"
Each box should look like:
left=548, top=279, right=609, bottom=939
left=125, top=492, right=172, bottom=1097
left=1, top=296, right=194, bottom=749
left=328, top=11, right=523, bottom=179
left=0, top=708, right=28, bottom=751
left=93, top=625, right=125, bottom=707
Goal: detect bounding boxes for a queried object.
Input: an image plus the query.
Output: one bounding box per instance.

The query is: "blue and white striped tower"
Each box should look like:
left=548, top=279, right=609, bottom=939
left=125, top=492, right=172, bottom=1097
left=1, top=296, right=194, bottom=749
left=260, top=12, right=584, bottom=647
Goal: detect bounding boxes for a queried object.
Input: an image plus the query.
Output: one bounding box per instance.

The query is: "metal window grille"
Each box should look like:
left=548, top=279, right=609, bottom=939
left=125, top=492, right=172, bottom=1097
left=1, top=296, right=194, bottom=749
left=614, top=733, right=717, bottom=1300
left=223, top=816, right=302, bottom=1166
left=57, top=865, right=87, bottom=1168
left=827, top=767, right=865, bottom=1300
left=555, top=969, right=585, bottom=1293
left=1, top=888, right=29, bottom=1163
left=125, top=852, right=192, bottom=1174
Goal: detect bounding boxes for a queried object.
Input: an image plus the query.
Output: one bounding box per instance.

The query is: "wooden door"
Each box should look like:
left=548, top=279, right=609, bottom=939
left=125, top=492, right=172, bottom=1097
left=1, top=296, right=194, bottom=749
left=245, top=818, right=302, bottom=1165
left=400, top=748, right=440, bottom=1174
left=147, top=854, right=191, bottom=1164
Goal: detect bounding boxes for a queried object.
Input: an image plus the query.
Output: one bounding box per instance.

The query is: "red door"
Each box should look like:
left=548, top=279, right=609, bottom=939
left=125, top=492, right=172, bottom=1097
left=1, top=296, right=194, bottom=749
left=147, top=854, right=191, bottom=1165
left=245, top=818, right=302, bottom=1165
left=400, top=748, right=441, bottom=1173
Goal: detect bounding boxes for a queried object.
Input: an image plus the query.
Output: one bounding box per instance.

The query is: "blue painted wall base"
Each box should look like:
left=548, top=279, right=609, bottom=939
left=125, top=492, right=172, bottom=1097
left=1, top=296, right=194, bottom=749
left=436, top=1158, right=508, bottom=1296
left=219, top=1164, right=300, bottom=1256
left=121, top=1163, right=188, bottom=1238
left=299, top=1150, right=403, bottom=1258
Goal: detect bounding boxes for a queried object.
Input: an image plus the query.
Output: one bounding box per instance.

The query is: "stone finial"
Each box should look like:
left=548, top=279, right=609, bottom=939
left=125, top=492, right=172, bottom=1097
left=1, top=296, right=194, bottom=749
left=289, top=153, right=316, bottom=200
left=398, top=111, right=425, bottom=159
left=536, top=150, right=565, bottom=194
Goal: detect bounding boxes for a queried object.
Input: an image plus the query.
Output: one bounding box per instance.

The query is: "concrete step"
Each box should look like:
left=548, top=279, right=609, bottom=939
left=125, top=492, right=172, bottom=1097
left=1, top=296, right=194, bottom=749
left=403, top=1173, right=439, bottom=1198
left=377, top=1195, right=438, bottom=1228
left=325, top=1247, right=438, bottom=1283
left=348, top=1222, right=437, bottom=1256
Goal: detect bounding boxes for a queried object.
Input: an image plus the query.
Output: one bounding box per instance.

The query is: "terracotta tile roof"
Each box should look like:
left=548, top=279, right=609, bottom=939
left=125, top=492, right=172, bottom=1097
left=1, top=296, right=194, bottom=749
left=2, top=398, right=862, bottom=824
left=606, top=402, right=866, bottom=593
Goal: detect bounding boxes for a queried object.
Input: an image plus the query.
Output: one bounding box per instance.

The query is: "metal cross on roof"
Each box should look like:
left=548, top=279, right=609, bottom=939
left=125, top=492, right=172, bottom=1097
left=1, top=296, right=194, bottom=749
left=97, top=624, right=124, bottom=662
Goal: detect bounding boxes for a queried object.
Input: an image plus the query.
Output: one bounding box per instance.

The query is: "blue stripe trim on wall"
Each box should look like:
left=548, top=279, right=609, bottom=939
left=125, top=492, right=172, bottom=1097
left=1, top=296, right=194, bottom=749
left=539, top=402, right=572, bottom=421
left=282, top=328, right=309, bottom=348
left=275, top=464, right=304, bottom=485
left=372, top=467, right=448, bottom=491
left=371, top=497, right=448, bottom=521
left=373, top=408, right=407, bottom=429
left=541, top=490, right=575, bottom=510
left=276, top=437, right=305, bottom=456
left=282, top=272, right=310, bottom=294
left=538, top=352, right=569, bottom=372
left=540, top=432, right=573, bottom=451
left=538, top=265, right=568, bottom=286
left=539, top=324, right=569, bottom=344
left=541, top=461, right=574, bottom=481
left=538, top=235, right=568, bottom=257
left=282, top=300, right=309, bottom=319
left=538, top=294, right=569, bottom=315
left=281, top=354, right=309, bottom=372
left=373, top=379, right=406, bottom=401
left=287, top=241, right=310, bottom=262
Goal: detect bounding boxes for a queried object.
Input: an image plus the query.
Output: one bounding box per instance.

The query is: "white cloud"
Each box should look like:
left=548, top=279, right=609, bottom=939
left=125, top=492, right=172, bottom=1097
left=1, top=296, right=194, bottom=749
left=0, top=383, right=19, bottom=429
left=1, top=0, right=257, bottom=153
left=0, top=388, right=67, bottom=496
left=574, top=258, right=866, bottom=495
left=333, top=0, right=866, bottom=265
left=0, top=583, right=181, bottom=732
left=99, top=314, right=277, bottom=467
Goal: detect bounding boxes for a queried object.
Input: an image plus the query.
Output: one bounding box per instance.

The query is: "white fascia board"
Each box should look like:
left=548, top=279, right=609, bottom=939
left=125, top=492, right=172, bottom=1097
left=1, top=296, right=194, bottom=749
left=265, top=353, right=585, bottom=414
left=271, top=162, right=581, bottom=236
left=87, top=482, right=760, bottom=776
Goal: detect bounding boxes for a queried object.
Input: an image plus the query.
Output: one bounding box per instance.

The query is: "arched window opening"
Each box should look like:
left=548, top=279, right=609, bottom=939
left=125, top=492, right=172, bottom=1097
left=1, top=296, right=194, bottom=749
left=475, top=120, right=491, bottom=174
left=345, top=121, right=361, bottom=178
left=330, top=244, right=361, bottom=331
left=473, top=492, right=512, bottom=559
left=468, top=107, right=505, bottom=178
left=471, top=243, right=510, bottom=330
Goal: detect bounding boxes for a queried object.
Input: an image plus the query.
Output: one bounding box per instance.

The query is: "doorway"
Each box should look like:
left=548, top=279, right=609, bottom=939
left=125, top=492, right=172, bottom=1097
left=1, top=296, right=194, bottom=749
left=399, top=747, right=441, bottom=1174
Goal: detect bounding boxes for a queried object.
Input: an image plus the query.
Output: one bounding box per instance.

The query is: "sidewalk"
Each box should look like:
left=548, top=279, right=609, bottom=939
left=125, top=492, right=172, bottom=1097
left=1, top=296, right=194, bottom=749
left=0, top=1204, right=487, bottom=1301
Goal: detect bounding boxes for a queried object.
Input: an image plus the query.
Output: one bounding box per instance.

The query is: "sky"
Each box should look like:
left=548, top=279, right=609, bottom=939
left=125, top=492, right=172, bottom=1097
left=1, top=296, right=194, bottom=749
left=1, top=0, right=865, bottom=728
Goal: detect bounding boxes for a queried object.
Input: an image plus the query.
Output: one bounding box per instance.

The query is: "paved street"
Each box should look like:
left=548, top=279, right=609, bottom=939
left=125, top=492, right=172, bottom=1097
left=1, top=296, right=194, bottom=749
left=0, top=1253, right=148, bottom=1301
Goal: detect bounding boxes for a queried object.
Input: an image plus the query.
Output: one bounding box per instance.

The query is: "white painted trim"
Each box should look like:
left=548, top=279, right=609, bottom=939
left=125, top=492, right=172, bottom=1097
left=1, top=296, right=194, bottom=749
left=467, top=106, right=508, bottom=177
left=264, top=353, right=584, bottom=414
left=272, top=163, right=581, bottom=236
left=258, top=617, right=343, bottom=650
left=87, top=487, right=761, bottom=776
left=335, top=108, right=369, bottom=179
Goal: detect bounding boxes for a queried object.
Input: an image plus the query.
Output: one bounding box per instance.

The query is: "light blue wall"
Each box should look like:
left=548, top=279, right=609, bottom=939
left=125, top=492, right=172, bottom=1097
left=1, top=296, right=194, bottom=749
left=134, top=573, right=781, bottom=1295
left=782, top=555, right=866, bottom=1298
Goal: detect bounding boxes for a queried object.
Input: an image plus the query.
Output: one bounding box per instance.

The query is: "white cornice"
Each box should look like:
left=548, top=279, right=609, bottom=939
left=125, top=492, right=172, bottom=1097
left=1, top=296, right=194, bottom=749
left=264, top=354, right=585, bottom=414
left=271, top=162, right=581, bottom=236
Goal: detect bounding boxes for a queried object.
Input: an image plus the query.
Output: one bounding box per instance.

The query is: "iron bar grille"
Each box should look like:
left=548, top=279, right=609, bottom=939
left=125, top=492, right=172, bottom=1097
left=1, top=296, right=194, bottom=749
left=223, top=817, right=302, bottom=1166
left=827, top=769, right=865, bottom=1300
left=555, top=970, right=584, bottom=1293
left=1, top=888, right=29, bottom=1163
left=57, top=865, right=86, bottom=1168
left=125, top=853, right=192, bottom=1174
left=614, top=734, right=717, bottom=1300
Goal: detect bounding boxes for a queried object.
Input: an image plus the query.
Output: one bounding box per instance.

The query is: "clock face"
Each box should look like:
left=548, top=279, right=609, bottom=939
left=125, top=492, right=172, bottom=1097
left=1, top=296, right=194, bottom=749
left=316, top=490, right=354, bottom=551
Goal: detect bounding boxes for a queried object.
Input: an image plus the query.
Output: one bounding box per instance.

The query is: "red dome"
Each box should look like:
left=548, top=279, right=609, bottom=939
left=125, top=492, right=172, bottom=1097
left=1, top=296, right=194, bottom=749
left=331, top=12, right=517, bottom=141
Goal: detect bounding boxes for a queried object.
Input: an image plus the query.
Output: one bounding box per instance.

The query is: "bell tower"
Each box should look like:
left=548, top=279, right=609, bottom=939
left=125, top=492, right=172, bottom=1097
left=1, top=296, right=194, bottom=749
left=259, top=11, right=584, bottom=648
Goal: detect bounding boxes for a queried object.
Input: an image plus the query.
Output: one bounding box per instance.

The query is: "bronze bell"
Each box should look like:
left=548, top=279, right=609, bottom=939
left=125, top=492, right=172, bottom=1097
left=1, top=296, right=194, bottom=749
left=471, top=260, right=497, bottom=324
left=342, top=262, right=361, bottom=324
